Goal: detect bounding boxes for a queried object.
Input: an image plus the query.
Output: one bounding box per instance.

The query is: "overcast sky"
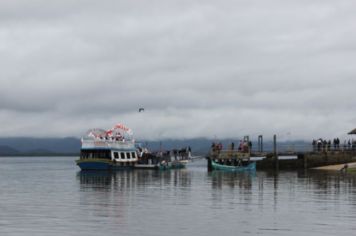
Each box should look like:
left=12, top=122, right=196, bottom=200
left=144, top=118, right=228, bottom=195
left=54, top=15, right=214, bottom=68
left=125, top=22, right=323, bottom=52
left=0, top=0, right=355, bottom=141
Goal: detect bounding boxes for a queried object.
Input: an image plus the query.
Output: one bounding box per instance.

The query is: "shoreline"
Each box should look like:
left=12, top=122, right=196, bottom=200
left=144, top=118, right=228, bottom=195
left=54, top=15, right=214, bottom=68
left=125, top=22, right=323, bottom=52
left=312, top=162, right=356, bottom=171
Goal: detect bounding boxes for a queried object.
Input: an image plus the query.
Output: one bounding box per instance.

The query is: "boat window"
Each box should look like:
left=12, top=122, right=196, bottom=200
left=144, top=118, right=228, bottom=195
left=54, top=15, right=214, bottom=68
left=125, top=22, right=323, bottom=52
left=81, top=150, right=111, bottom=159
left=131, top=152, right=136, bottom=159
left=80, top=151, right=87, bottom=159
left=114, top=152, right=119, bottom=159
left=120, top=152, right=125, bottom=159
left=100, top=152, right=105, bottom=159
left=127, top=152, right=131, bottom=159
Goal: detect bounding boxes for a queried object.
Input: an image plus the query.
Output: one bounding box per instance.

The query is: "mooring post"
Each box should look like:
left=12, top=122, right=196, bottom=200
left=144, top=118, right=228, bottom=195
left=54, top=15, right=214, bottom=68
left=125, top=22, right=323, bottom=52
left=245, top=135, right=250, bottom=155
left=273, top=134, right=279, bottom=170
left=258, top=135, right=263, bottom=153
left=304, top=154, right=307, bottom=169
left=207, top=157, right=212, bottom=172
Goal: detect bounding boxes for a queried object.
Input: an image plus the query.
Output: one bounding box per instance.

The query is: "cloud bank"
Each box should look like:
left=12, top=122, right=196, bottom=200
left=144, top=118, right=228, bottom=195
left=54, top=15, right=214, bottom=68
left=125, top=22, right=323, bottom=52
left=0, top=0, right=355, bottom=141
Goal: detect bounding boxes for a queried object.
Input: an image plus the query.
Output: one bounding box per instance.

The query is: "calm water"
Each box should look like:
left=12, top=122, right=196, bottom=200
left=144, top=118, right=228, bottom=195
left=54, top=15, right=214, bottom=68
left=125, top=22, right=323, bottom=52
left=0, top=156, right=356, bottom=236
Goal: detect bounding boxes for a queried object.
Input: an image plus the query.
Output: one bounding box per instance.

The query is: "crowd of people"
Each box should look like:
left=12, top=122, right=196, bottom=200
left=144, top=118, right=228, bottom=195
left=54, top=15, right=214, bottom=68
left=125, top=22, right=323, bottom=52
left=138, top=146, right=192, bottom=160
left=211, top=140, right=252, bottom=153
left=312, top=138, right=355, bottom=152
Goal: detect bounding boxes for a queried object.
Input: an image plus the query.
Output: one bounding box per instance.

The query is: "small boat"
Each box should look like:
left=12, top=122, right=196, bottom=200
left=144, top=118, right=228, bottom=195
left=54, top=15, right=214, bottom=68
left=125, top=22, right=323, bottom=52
left=76, top=123, right=187, bottom=171
left=207, top=139, right=255, bottom=172
left=76, top=123, right=138, bottom=170
left=159, top=160, right=186, bottom=170
left=135, top=152, right=187, bottom=170
left=210, top=160, right=256, bottom=172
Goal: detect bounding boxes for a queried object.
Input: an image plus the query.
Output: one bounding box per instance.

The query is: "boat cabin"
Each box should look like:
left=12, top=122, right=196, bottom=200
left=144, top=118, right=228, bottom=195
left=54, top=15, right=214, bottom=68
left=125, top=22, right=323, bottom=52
left=80, top=148, right=138, bottom=167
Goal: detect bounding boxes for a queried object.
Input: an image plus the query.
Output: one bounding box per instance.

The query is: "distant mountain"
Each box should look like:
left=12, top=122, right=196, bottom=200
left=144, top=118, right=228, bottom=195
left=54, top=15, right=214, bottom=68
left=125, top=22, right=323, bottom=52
left=137, top=138, right=213, bottom=155
left=0, top=137, right=81, bottom=155
left=139, top=138, right=312, bottom=155
left=0, top=137, right=312, bottom=156
left=0, top=145, right=20, bottom=155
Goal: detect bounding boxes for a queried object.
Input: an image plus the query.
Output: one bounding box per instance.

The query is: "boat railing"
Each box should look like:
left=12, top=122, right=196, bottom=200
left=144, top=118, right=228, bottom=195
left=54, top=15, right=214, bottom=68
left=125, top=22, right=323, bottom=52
left=210, top=150, right=250, bottom=160
left=82, top=139, right=135, bottom=149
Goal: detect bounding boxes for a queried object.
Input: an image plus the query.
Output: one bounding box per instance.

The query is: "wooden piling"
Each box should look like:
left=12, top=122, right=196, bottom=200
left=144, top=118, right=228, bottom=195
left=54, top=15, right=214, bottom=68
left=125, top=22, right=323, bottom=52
left=207, top=157, right=212, bottom=172
left=258, top=135, right=263, bottom=152
left=273, top=134, right=279, bottom=170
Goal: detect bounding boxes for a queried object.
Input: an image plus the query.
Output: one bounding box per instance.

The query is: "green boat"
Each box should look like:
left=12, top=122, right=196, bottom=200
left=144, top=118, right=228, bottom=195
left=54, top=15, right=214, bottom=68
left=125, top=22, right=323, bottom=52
left=208, top=138, right=254, bottom=172
left=210, top=160, right=256, bottom=172
left=159, top=160, right=186, bottom=170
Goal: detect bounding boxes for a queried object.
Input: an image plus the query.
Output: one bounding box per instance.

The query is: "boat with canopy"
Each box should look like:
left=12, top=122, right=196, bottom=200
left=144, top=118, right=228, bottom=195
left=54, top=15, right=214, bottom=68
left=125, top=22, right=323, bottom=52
left=76, top=123, right=138, bottom=170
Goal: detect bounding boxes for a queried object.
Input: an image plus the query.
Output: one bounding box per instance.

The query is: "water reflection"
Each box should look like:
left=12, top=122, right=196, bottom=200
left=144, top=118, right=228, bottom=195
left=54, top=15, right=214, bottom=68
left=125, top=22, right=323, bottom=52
left=77, top=169, right=193, bottom=191
left=306, top=170, right=356, bottom=198
left=208, top=171, right=255, bottom=190
left=75, top=166, right=356, bottom=236
left=206, top=169, right=356, bottom=213
left=76, top=169, right=195, bottom=226
left=3, top=157, right=356, bottom=236
left=78, top=170, right=114, bottom=188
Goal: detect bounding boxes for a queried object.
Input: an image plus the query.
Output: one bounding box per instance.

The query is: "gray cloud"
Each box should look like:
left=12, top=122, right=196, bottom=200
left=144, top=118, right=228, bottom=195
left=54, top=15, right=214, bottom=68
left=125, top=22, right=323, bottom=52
left=0, top=0, right=355, bottom=141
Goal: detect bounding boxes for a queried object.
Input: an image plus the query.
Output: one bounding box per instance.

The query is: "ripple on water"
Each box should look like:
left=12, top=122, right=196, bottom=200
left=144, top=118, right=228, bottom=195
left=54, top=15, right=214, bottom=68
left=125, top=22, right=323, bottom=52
left=0, top=157, right=356, bottom=236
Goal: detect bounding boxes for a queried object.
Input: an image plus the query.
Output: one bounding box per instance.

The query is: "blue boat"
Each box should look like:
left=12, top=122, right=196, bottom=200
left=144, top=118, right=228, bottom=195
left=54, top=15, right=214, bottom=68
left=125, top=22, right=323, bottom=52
left=76, top=124, right=138, bottom=170
left=134, top=152, right=187, bottom=170
left=76, top=123, right=187, bottom=171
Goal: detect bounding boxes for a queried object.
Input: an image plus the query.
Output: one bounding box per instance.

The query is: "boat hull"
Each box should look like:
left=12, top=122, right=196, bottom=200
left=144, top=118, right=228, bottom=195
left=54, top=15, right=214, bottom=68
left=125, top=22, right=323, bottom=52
left=211, top=160, right=256, bottom=172
left=135, top=161, right=187, bottom=170
left=76, top=160, right=134, bottom=170
left=170, top=160, right=186, bottom=169
left=134, top=164, right=159, bottom=170
left=76, top=158, right=187, bottom=171
left=76, top=160, right=112, bottom=170
left=159, top=160, right=186, bottom=170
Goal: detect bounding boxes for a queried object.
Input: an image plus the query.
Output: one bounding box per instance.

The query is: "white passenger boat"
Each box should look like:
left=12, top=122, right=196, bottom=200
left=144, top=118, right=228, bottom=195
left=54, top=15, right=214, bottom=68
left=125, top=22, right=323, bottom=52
left=76, top=123, right=138, bottom=170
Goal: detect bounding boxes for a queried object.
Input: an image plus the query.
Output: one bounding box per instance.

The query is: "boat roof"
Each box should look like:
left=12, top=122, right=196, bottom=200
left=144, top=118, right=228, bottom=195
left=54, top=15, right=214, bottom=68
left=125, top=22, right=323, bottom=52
left=83, top=123, right=134, bottom=141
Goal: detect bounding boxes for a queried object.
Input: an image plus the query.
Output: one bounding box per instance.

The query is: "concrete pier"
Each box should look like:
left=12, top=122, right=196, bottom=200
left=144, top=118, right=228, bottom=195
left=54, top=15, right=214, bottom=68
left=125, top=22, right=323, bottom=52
left=256, top=150, right=356, bottom=170
left=206, top=134, right=356, bottom=171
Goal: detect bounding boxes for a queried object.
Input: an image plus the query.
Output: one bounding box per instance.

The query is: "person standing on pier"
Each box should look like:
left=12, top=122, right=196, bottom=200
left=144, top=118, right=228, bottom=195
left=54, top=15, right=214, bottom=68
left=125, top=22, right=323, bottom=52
left=173, top=149, right=178, bottom=160
left=317, top=139, right=322, bottom=152
left=333, top=138, right=337, bottom=150
left=238, top=140, right=243, bottom=151
left=217, top=142, right=223, bottom=154
left=312, top=140, right=316, bottom=152
left=336, top=138, right=340, bottom=150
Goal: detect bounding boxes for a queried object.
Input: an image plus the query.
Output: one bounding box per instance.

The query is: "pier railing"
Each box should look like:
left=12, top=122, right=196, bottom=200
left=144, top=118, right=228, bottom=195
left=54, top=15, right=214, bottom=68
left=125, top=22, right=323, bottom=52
left=250, top=143, right=356, bottom=157
left=81, top=139, right=135, bottom=149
